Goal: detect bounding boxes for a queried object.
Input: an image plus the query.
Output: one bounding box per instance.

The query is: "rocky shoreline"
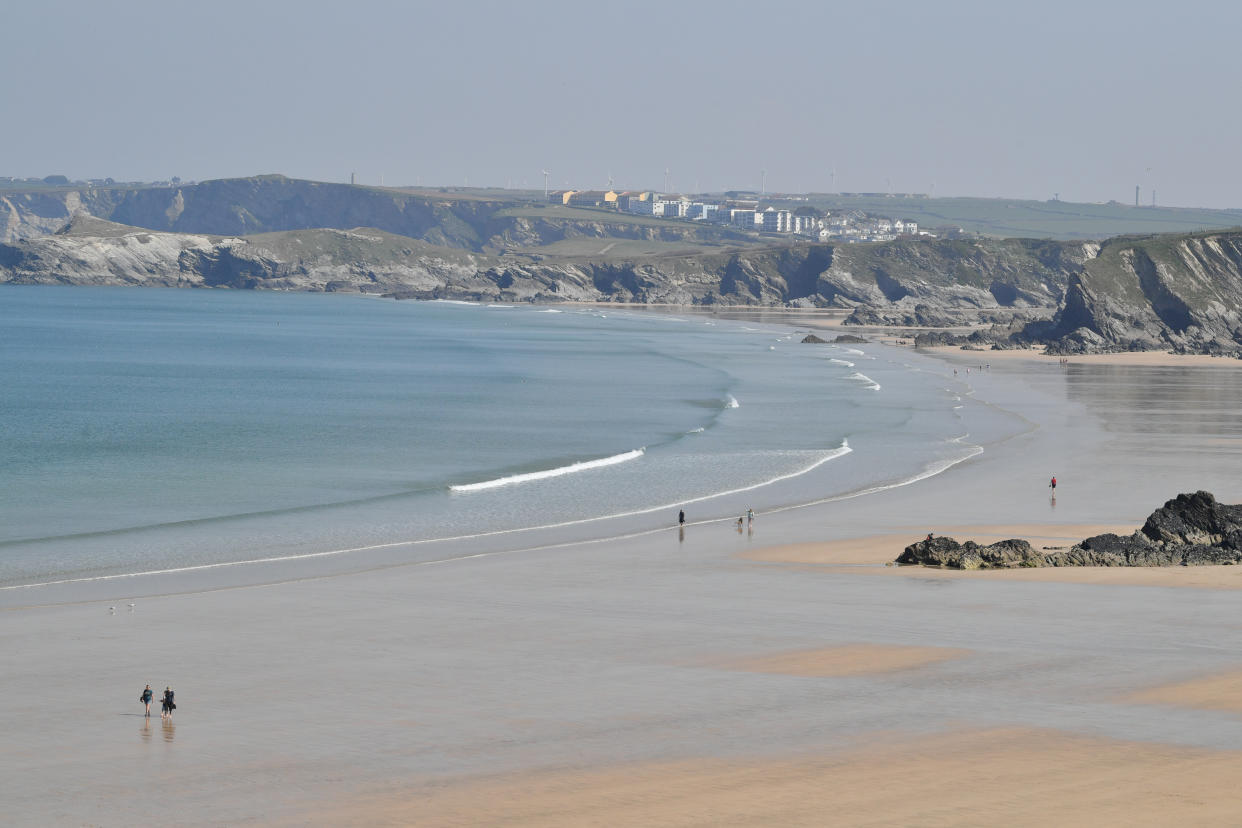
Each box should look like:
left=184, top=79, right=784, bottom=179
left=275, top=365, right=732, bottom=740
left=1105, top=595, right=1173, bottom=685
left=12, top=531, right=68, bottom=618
left=5, top=176, right=1242, bottom=356
left=898, top=492, right=1242, bottom=569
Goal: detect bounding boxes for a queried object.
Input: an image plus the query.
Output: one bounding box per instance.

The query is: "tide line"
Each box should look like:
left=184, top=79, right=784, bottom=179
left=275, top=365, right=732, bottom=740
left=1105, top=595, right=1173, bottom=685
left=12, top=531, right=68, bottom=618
left=2, top=441, right=855, bottom=593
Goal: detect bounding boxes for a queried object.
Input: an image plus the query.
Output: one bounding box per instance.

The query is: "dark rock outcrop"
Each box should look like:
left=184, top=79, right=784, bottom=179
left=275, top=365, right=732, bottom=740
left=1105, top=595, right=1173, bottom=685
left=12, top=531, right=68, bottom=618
left=897, top=537, right=1043, bottom=570
left=832, top=334, right=869, bottom=343
left=801, top=334, right=828, bottom=344
left=899, top=492, right=1242, bottom=569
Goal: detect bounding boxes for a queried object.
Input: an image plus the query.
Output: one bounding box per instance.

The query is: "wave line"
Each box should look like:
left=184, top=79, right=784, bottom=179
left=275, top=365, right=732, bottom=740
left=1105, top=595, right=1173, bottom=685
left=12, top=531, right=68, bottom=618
left=450, top=448, right=645, bottom=492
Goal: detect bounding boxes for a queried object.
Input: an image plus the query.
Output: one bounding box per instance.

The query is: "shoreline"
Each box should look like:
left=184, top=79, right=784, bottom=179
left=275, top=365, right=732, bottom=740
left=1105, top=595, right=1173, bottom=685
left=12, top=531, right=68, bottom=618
left=8, top=297, right=1241, bottom=605
left=8, top=296, right=1242, bottom=826
left=0, top=303, right=1008, bottom=603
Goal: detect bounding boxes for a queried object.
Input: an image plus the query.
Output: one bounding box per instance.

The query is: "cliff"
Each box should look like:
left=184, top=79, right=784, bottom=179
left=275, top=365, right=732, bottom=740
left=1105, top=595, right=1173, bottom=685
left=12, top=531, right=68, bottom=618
left=4, top=176, right=1242, bottom=355
left=0, top=175, right=742, bottom=252
left=0, top=218, right=1079, bottom=307
left=1042, top=231, right=1242, bottom=354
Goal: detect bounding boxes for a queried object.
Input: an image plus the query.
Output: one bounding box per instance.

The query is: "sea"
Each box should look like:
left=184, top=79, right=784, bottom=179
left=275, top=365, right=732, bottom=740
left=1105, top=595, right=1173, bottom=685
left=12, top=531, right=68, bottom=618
left=0, top=286, right=1014, bottom=588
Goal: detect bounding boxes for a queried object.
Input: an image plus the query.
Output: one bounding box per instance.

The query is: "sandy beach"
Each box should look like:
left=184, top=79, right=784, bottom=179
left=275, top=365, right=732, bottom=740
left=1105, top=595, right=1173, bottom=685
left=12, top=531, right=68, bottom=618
left=6, top=333, right=1242, bottom=826
left=285, top=728, right=1242, bottom=827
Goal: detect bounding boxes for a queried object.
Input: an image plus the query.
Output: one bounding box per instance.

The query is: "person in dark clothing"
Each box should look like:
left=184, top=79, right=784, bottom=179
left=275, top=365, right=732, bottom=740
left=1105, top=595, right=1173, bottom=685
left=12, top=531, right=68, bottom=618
left=678, top=509, right=685, bottom=526
left=140, top=685, right=153, bottom=717
left=161, top=687, right=176, bottom=719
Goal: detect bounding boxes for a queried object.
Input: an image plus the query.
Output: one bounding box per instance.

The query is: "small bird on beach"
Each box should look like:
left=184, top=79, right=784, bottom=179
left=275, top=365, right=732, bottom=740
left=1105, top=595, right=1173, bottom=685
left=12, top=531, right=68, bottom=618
left=128, top=603, right=135, bottom=611
left=108, top=607, right=115, bottom=614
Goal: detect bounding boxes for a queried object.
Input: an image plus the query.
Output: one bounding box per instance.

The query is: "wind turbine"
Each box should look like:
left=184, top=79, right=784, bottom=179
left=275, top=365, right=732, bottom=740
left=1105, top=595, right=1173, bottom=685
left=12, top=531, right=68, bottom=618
left=541, top=169, right=551, bottom=200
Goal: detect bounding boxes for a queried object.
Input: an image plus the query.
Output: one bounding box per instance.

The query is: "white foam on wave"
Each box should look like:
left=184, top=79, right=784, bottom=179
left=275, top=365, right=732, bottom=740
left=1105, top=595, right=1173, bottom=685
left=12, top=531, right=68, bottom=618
left=687, top=427, right=705, bottom=434
left=842, top=347, right=865, bottom=355
left=537, top=308, right=563, bottom=313
left=450, top=448, right=645, bottom=492
left=828, top=358, right=854, bottom=367
left=432, top=299, right=478, bottom=306
left=845, top=372, right=881, bottom=391
left=724, top=395, right=740, bottom=409
left=761, top=435, right=985, bottom=519
left=2, top=441, right=858, bottom=593
left=486, top=304, right=515, bottom=309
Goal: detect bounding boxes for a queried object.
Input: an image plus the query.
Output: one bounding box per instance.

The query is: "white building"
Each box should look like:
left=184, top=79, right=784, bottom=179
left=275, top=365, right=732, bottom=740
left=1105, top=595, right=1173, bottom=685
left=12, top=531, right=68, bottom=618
left=761, top=208, right=793, bottom=233
left=686, top=203, right=719, bottom=221
left=729, top=208, right=760, bottom=228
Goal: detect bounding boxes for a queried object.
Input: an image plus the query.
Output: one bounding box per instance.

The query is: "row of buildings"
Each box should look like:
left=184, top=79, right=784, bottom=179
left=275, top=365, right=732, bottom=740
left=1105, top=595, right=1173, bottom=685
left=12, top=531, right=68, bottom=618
left=548, top=190, right=919, bottom=242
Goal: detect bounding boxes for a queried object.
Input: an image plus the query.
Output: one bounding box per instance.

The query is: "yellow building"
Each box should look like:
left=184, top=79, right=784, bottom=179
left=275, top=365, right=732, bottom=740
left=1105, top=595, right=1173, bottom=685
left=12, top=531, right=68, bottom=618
left=566, top=190, right=618, bottom=207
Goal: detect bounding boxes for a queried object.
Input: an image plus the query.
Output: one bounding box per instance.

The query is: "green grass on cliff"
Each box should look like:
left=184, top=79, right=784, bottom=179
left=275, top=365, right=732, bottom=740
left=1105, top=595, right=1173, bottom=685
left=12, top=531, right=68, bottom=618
left=799, top=195, right=1242, bottom=240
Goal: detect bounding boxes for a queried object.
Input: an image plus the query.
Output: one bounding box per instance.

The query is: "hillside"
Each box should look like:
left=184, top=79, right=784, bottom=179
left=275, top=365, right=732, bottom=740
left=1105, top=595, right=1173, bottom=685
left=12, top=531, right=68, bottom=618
left=7, top=176, right=1242, bottom=247
left=0, top=175, right=750, bottom=251
left=4, top=176, right=1242, bottom=355
left=796, top=194, right=1242, bottom=240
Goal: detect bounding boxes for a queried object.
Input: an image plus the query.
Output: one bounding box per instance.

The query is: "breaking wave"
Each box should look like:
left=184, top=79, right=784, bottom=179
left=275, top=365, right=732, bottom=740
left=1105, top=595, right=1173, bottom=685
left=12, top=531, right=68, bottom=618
left=845, top=372, right=882, bottom=391
left=450, top=448, right=646, bottom=492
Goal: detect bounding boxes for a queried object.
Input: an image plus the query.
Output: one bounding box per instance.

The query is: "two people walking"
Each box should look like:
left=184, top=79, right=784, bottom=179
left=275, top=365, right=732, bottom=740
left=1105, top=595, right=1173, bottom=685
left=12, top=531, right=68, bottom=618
left=139, top=684, right=176, bottom=718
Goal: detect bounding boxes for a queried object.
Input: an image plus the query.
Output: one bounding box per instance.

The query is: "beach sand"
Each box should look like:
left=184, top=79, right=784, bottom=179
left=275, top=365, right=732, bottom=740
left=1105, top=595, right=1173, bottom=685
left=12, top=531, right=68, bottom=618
left=6, top=324, right=1242, bottom=826
left=277, top=728, right=1242, bottom=827
left=1127, top=669, right=1242, bottom=714
left=705, top=643, right=971, bottom=677
left=744, top=524, right=1242, bottom=589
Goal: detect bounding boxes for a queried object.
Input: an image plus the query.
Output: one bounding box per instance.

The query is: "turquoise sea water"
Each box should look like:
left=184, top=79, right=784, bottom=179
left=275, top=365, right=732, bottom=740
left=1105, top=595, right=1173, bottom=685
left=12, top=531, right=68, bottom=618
left=0, top=287, right=1005, bottom=587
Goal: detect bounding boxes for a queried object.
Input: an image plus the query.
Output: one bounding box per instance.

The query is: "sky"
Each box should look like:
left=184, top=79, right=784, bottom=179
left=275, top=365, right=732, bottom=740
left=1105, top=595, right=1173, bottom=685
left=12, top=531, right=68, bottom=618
left=4, top=0, right=1241, bottom=208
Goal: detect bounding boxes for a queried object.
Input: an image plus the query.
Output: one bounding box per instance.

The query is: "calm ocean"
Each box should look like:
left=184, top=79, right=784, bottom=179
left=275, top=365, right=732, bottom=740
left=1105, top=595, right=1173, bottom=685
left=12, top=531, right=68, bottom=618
left=0, top=287, right=1004, bottom=587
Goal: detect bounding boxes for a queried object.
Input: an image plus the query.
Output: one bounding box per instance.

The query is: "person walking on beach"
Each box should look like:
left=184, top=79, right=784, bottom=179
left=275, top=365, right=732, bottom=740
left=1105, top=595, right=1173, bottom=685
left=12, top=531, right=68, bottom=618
left=678, top=509, right=685, bottom=526
left=161, top=687, right=176, bottom=719
left=1049, top=475, right=1057, bottom=492
left=140, top=684, right=153, bottom=717
left=747, top=508, right=754, bottom=527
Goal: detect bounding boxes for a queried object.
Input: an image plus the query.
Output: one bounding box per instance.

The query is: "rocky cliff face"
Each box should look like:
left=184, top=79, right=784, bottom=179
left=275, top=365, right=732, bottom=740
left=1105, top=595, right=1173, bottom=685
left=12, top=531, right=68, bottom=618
left=5, top=176, right=1242, bottom=355
left=1043, top=233, right=1242, bottom=354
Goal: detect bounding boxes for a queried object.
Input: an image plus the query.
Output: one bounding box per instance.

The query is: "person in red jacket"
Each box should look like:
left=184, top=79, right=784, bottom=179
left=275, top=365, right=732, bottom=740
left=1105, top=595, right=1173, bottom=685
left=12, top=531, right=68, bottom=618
left=1049, top=476, right=1057, bottom=491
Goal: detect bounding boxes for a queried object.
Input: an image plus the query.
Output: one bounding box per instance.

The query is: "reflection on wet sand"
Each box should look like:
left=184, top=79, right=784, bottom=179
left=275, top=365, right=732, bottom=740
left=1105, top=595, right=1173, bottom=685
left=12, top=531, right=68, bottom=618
left=1065, top=364, right=1242, bottom=447
left=162, top=720, right=175, bottom=743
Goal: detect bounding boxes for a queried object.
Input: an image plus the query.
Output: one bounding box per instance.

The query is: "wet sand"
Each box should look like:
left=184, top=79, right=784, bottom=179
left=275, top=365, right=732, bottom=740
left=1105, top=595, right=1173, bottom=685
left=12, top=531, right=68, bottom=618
left=1128, top=669, right=1242, bottom=713
left=706, top=644, right=971, bottom=677
left=286, top=728, right=1242, bottom=827
left=6, top=326, right=1242, bottom=826
left=744, top=523, right=1242, bottom=589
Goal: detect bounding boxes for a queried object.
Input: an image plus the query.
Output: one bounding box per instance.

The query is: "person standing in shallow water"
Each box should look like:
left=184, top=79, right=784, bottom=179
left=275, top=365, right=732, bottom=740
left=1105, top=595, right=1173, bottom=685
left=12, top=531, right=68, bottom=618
left=161, top=687, right=175, bottom=719
left=140, top=684, right=153, bottom=717
left=678, top=509, right=685, bottom=526
left=1049, top=476, right=1057, bottom=491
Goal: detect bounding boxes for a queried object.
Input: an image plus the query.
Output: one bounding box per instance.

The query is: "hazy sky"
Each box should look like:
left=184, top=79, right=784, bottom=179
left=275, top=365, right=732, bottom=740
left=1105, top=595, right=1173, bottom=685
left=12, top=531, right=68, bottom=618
left=5, top=0, right=1240, bottom=207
